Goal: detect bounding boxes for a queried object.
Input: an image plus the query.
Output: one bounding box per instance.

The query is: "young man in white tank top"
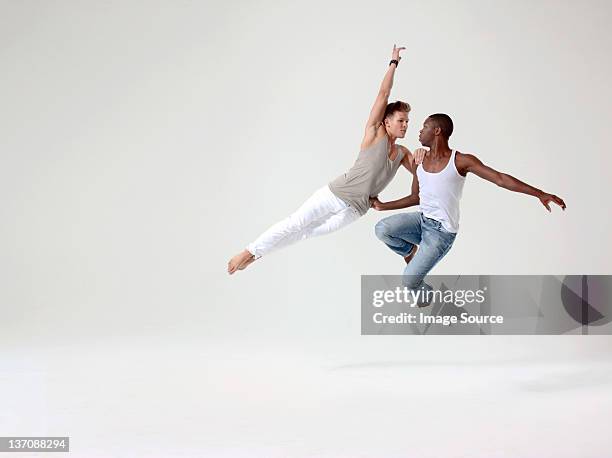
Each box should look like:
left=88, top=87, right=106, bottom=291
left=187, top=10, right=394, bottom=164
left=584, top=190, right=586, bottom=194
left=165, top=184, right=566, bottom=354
left=373, top=114, right=566, bottom=300
left=228, top=45, right=426, bottom=274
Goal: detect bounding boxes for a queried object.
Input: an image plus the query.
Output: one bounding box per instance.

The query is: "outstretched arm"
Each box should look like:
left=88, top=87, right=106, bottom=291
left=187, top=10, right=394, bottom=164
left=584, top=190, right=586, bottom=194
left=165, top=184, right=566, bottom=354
left=458, top=153, right=566, bottom=212
left=361, top=45, right=405, bottom=149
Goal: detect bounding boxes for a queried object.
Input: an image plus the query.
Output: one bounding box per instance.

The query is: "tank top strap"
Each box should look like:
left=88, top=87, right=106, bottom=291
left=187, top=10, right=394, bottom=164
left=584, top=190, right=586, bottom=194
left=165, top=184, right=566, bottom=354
left=395, top=145, right=404, bottom=163
left=449, top=149, right=460, bottom=175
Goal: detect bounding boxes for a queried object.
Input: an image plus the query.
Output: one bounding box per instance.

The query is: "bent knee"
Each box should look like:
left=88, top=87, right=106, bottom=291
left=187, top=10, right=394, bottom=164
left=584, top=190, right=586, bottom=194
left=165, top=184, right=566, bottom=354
left=374, top=220, right=390, bottom=240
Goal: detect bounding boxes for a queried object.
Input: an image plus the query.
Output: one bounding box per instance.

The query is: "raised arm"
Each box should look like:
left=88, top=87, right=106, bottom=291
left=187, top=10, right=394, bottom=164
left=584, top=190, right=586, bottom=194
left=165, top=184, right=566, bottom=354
left=457, top=152, right=566, bottom=212
left=361, top=45, right=405, bottom=149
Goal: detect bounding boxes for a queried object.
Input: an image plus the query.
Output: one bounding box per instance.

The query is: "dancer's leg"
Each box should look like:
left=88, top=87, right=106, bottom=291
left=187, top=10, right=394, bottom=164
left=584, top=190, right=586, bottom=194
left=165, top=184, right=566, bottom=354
left=246, top=186, right=350, bottom=257
left=251, top=214, right=329, bottom=254
left=302, top=205, right=360, bottom=238
left=402, top=215, right=456, bottom=305
left=374, top=212, right=423, bottom=258
left=256, top=204, right=359, bottom=257
left=228, top=186, right=351, bottom=273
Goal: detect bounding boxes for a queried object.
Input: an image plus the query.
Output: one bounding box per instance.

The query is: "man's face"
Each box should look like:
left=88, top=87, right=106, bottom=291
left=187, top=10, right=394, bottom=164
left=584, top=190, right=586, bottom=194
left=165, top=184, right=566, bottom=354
left=385, top=111, right=408, bottom=138
left=418, top=119, right=435, bottom=147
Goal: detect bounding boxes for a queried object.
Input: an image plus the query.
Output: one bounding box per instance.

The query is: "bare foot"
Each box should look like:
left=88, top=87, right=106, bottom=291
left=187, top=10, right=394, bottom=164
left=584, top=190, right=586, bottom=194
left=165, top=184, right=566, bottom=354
left=228, top=250, right=254, bottom=275
left=237, top=254, right=257, bottom=270
left=404, top=245, right=419, bottom=264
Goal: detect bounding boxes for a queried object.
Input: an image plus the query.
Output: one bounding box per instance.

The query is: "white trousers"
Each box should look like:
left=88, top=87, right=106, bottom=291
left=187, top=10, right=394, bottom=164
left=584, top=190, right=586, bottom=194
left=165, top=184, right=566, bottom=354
left=247, top=185, right=361, bottom=258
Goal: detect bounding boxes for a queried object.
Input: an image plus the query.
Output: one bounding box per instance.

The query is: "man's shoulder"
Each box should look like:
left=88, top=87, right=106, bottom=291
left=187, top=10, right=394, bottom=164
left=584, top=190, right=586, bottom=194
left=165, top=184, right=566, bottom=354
left=397, top=145, right=413, bottom=164
left=398, top=144, right=418, bottom=158
left=455, top=151, right=479, bottom=164
left=454, top=151, right=482, bottom=175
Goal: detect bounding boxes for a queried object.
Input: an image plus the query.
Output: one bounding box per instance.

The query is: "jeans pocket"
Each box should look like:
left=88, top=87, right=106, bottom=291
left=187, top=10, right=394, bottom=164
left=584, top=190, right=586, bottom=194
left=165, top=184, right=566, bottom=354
left=438, top=223, right=456, bottom=236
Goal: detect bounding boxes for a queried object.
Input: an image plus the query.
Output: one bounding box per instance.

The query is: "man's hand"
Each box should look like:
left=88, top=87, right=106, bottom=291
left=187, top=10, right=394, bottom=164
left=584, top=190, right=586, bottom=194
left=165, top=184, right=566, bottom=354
left=413, top=148, right=427, bottom=165
left=369, top=196, right=385, bottom=211
left=391, top=44, right=405, bottom=62
left=538, top=193, right=566, bottom=212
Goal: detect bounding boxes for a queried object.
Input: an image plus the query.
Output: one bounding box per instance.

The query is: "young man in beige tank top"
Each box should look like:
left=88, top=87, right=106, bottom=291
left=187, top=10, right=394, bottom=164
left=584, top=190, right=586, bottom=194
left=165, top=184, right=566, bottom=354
left=228, top=45, right=425, bottom=274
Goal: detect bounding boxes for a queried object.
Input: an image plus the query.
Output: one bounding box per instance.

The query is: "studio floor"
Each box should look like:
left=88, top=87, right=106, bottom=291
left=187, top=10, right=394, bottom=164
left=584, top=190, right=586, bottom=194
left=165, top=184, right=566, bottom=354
left=2, top=335, right=611, bottom=457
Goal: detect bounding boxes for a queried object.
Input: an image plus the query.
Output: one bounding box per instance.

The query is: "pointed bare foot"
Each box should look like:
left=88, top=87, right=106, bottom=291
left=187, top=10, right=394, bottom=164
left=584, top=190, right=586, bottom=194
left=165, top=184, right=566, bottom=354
left=404, top=245, right=418, bottom=264
left=238, top=254, right=257, bottom=270
left=228, top=250, right=254, bottom=275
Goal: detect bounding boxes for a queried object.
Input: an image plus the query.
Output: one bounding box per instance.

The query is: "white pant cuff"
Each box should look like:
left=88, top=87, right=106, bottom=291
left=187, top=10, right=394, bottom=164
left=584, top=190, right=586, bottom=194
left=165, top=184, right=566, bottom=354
left=246, top=246, right=262, bottom=259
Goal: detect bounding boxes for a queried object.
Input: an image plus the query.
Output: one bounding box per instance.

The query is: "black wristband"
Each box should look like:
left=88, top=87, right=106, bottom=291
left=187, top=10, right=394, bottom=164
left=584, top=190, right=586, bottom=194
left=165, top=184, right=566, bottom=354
left=389, top=59, right=399, bottom=67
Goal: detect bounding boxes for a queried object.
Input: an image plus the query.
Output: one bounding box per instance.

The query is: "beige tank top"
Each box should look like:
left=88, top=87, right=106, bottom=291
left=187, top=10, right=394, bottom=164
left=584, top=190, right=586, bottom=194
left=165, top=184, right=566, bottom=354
left=328, top=135, right=404, bottom=216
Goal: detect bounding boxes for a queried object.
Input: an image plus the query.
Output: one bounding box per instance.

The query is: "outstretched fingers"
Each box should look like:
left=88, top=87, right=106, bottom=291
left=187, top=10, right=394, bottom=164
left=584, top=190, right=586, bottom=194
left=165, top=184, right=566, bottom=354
left=553, top=195, right=567, bottom=210
left=540, top=194, right=566, bottom=212
left=392, top=44, right=406, bottom=61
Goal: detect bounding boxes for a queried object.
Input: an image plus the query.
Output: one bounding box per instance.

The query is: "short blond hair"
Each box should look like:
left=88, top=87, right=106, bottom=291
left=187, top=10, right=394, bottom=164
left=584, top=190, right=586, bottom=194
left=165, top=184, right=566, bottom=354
left=383, top=101, right=411, bottom=121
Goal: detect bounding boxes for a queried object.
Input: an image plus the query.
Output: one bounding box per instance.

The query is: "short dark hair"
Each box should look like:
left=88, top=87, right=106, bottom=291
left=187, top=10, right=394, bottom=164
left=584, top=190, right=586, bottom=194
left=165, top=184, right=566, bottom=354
left=384, top=101, right=411, bottom=121
left=427, top=113, right=454, bottom=139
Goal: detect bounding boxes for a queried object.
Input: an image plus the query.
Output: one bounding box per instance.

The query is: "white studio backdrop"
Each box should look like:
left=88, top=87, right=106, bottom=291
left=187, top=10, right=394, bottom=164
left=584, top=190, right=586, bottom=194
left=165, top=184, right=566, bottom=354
left=2, top=2, right=612, bottom=457
left=1, top=0, right=611, bottom=361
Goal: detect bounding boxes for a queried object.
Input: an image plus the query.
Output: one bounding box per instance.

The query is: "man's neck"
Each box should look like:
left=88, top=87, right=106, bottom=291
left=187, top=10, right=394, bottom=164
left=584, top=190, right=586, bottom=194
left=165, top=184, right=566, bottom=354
left=428, top=140, right=451, bottom=159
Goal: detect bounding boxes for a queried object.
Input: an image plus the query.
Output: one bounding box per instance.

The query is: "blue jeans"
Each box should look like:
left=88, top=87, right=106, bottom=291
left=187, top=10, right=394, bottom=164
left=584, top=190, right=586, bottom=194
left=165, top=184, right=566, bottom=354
left=375, top=212, right=456, bottom=293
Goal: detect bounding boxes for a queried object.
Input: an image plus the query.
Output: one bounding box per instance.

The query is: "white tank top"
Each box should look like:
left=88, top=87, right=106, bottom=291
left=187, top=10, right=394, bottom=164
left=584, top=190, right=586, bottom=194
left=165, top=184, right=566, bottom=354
left=416, top=150, right=466, bottom=233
